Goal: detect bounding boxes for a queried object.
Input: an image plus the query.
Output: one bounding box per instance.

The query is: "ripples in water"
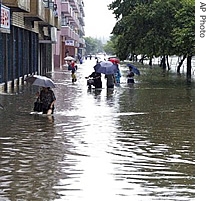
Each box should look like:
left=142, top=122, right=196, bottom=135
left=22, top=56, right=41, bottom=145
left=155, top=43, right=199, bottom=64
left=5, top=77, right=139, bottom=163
left=0, top=62, right=194, bottom=200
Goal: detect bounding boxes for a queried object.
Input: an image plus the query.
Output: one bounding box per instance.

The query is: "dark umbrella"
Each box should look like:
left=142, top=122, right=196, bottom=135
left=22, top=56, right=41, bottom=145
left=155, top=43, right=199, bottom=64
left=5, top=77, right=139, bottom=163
left=25, top=75, right=56, bottom=88
left=94, top=61, right=118, bottom=74
left=126, top=64, right=140, bottom=75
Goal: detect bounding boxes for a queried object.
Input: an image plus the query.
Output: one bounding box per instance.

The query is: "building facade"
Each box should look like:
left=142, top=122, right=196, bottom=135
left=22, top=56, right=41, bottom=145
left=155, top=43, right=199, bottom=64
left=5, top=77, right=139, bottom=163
left=53, top=0, right=85, bottom=68
left=0, top=0, right=85, bottom=92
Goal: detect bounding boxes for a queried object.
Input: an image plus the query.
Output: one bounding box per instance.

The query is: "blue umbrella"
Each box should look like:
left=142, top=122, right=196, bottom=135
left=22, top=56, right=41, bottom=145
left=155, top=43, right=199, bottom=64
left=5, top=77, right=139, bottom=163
left=126, top=64, right=140, bottom=75
left=94, top=61, right=119, bottom=75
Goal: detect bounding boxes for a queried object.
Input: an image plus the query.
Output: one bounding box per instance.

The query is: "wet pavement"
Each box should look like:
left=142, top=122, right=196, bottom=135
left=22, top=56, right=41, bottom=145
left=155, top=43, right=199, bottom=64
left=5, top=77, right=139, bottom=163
left=0, top=59, right=195, bottom=201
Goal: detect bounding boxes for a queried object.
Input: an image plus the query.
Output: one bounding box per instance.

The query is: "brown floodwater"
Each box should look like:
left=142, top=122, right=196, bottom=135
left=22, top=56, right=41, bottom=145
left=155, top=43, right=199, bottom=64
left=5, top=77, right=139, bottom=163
left=0, top=59, right=195, bottom=201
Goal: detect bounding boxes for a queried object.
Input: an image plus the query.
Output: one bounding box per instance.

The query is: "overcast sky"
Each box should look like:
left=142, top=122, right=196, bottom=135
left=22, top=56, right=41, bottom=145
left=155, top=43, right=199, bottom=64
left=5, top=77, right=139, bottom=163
left=83, top=0, right=116, bottom=39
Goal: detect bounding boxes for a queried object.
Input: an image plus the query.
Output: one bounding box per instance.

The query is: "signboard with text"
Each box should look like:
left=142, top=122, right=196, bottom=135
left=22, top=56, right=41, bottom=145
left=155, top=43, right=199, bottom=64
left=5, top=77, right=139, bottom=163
left=0, top=4, right=10, bottom=33
left=65, top=40, right=74, bottom=46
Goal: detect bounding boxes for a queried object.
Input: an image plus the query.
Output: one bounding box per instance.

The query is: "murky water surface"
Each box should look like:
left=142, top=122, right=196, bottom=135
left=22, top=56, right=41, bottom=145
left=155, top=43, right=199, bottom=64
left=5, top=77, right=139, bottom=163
left=0, top=60, right=195, bottom=200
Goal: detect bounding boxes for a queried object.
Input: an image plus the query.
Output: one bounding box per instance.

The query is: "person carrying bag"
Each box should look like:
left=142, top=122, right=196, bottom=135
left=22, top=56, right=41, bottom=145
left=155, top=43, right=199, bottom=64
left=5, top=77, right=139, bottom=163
left=33, top=97, right=43, bottom=112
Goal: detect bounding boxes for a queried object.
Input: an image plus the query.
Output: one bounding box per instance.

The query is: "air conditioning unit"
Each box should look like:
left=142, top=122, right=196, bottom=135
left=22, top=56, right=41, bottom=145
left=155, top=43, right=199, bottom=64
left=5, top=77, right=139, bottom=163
left=51, top=27, right=57, bottom=43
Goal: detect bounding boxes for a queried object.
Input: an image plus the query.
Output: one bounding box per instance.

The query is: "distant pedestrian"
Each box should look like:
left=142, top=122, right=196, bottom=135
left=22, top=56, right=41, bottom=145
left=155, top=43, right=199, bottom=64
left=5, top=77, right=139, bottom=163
left=70, top=60, right=77, bottom=70
left=96, top=58, right=99, bottom=64
left=127, top=66, right=135, bottom=83
left=67, top=60, right=77, bottom=83
left=71, top=69, right=77, bottom=83
left=79, top=58, right=83, bottom=64
left=115, top=69, right=121, bottom=84
left=77, top=53, right=81, bottom=61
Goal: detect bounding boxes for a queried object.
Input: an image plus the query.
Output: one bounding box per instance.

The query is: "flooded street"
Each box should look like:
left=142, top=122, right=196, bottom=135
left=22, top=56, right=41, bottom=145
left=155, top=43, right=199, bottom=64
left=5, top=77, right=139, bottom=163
left=0, top=59, right=195, bottom=201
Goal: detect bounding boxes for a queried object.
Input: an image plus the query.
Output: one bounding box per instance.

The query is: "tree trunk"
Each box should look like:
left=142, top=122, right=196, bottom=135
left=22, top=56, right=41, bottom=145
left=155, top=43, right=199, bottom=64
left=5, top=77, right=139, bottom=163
left=131, top=53, right=138, bottom=62
left=134, top=55, right=138, bottom=62
left=139, top=55, right=146, bottom=64
left=149, top=57, right=152, bottom=68
left=160, top=55, right=166, bottom=76
left=166, top=55, right=170, bottom=70
left=186, top=55, right=192, bottom=82
left=177, top=54, right=187, bottom=74
left=160, top=55, right=166, bottom=70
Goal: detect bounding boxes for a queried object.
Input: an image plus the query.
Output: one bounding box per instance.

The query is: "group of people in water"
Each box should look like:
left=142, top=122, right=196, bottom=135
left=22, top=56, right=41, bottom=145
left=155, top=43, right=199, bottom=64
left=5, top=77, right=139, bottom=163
left=85, top=64, right=135, bottom=89
left=33, top=57, right=136, bottom=115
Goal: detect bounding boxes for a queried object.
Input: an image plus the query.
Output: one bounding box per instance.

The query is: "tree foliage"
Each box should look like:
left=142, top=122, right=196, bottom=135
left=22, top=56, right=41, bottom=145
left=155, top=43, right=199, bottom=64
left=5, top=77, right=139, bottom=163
left=84, top=37, right=104, bottom=55
left=171, top=0, right=195, bottom=56
left=108, top=0, right=195, bottom=60
left=103, top=36, right=116, bottom=55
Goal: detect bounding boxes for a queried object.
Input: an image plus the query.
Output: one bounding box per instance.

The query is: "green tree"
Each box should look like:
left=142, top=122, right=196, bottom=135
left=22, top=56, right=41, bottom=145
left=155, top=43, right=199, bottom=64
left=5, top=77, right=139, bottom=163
left=84, top=37, right=104, bottom=55
left=103, top=39, right=116, bottom=55
left=84, top=37, right=97, bottom=54
left=172, top=0, right=194, bottom=80
left=108, top=0, right=195, bottom=80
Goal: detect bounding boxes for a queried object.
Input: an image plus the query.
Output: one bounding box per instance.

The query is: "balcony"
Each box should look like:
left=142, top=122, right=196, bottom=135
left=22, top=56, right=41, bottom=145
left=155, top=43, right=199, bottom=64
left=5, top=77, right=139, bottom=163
left=70, top=1, right=79, bottom=13
left=79, top=26, right=85, bottom=35
left=39, top=8, right=55, bottom=27
left=79, top=38, right=85, bottom=45
left=78, top=13, right=85, bottom=26
left=2, top=0, right=30, bottom=12
left=24, top=0, right=45, bottom=21
left=61, top=1, right=72, bottom=16
left=74, top=33, right=79, bottom=41
left=61, top=26, right=73, bottom=38
left=71, top=31, right=79, bottom=41
left=69, top=17, right=79, bottom=28
left=69, top=0, right=78, bottom=9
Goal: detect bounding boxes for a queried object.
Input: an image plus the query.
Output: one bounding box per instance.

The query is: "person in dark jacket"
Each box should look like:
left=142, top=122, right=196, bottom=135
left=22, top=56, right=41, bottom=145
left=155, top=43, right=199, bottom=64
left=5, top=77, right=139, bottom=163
left=39, top=87, right=56, bottom=114
left=105, top=74, right=115, bottom=88
left=85, top=71, right=102, bottom=88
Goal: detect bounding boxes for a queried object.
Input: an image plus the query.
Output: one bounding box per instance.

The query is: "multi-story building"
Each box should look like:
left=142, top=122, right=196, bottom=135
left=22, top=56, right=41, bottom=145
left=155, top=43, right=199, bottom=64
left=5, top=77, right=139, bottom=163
left=0, top=0, right=85, bottom=92
left=53, top=0, right=85, bottom=68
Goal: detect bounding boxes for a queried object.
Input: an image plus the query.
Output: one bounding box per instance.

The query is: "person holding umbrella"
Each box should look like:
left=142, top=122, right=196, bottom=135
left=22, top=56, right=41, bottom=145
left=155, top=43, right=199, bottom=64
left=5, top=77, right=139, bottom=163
left=39, top=87, right=56, bottom=114
left=108, top=58, right=121, bottom=84
left=25, top=75, right=56, bottom=114
left=126, top=64, right=140, bottom=83
left=93, top=60, right=118, bottom=88
left=67, top=60, right=77, bottom=83
left=127, top=66, right=135, bottom=83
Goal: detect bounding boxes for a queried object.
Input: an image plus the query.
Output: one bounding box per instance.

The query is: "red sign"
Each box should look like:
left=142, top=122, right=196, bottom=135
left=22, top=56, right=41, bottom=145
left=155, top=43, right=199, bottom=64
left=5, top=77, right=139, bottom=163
left=0, top=4, right=10, bottom=31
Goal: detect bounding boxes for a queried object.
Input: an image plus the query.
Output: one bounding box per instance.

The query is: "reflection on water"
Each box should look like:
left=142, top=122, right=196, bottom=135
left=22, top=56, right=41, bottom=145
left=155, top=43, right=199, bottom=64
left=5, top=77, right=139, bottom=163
left=0, top=60, right=194, bottom=200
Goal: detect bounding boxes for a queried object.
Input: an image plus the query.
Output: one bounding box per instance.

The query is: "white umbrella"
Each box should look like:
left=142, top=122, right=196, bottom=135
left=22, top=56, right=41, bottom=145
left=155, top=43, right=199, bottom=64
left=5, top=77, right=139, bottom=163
left=25, top=75, right=56, bottom=88
left=64, top=56, right=76, bottom=61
